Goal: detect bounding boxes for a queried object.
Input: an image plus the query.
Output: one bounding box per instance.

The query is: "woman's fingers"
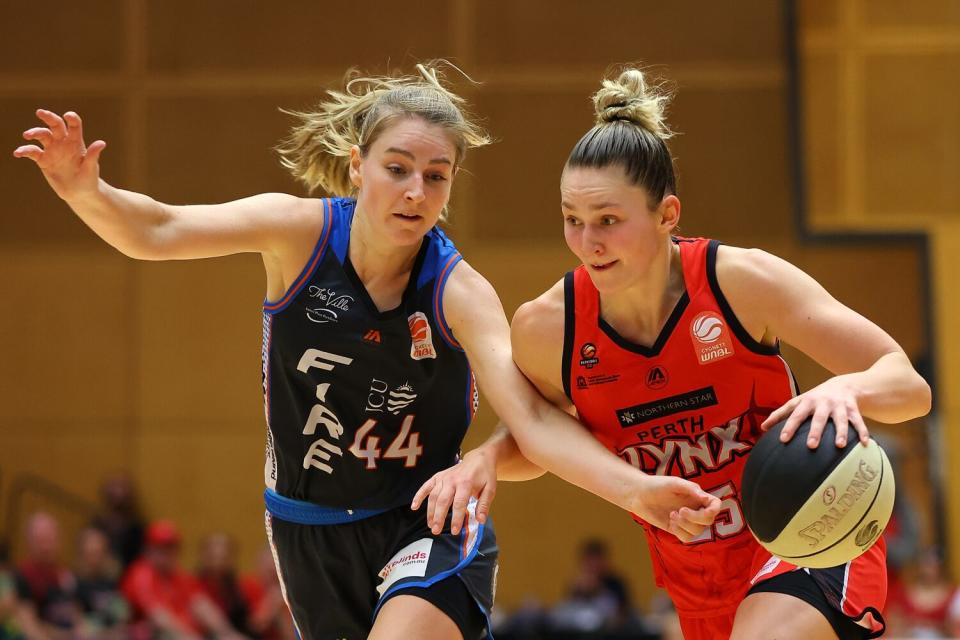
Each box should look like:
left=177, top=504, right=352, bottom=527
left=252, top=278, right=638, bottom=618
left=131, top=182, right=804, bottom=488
left=23, top=127, right=53, bottom=145
left=13, top=145, right=43, bottom=162
left=84, top=139, right=107, bottom=165
left=36, top=109, right=67, bottom=139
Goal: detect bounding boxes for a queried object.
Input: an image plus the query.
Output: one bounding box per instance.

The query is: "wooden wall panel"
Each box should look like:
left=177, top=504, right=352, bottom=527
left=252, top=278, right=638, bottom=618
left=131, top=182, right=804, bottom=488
left=863, top=54, right=960, bottom=220
left=668, top=88, right=792, bottom=240
left=470, top=88, right=596, bottom=241
left=801, top=53, right=841, bottom=223
left=475, top=0, right=782, bottom=66
left=0, top=251, right=133, bottom=428
left=1, top=98, right=130, bottom=246
left=144, top=96, right=306, bottom=201
left=0, top=1, right=126, bottom=73
left=146, top=0, right=455, bottom=73
left=864, top=0, right=960, bottom=27
left=136, top=256, right=264, bottom=427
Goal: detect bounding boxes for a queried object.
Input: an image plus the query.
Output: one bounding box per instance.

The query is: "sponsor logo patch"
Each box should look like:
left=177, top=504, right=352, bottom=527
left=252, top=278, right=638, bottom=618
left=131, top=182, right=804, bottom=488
left=645, top=365, right=669, bottom=390
left=690, top=311, right=735, bottom=364
left=377, top=538, right=433, bottom=595
left=305, top=286, right=354, bottom=324
left=363, top=329, right=382, bottom=344
left=408, top=312, right=437, bottom=360
left=616, top=387, right=719, bottom=428
left=579, top=343, right=599, bottom=369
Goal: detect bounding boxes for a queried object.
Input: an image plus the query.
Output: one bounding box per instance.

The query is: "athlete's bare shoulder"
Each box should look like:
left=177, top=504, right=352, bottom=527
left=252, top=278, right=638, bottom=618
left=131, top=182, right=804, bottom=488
left=512, top=279, right=568, bottom=406
left=714, top=244, right=826, bottom=345
left=513, top=278, right=565, bottom=352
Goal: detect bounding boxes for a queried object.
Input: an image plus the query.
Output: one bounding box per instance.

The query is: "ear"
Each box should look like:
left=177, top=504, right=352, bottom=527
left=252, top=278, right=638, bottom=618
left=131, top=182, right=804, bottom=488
left=349, top=145, right=363, bottom=190
left=658, top=195, right=681, bottom=232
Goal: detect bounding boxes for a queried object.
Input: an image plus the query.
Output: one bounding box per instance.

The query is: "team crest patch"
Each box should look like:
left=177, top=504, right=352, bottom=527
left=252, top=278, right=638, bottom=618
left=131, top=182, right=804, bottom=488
left=689, top=311, right=734, bottom=364
left=377, top=538, right=433, bottom=595
left=408, top=312, right=437, bottom=360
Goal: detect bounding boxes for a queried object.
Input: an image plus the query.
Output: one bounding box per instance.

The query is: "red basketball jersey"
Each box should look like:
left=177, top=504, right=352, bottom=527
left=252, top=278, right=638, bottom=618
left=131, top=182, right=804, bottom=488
left=563, top=237, right=887, bottom=634
left=565, top=237, right=798, bottom=616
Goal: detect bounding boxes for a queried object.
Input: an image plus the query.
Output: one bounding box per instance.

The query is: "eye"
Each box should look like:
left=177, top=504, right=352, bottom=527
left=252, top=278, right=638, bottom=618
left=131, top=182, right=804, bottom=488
left=564, top=216, right=582, bottom=226
left=387, top=165, right=406, bottom=176
left=427, top=173, right=448, bottom=182
left=601, top=216, right=618, bottom=226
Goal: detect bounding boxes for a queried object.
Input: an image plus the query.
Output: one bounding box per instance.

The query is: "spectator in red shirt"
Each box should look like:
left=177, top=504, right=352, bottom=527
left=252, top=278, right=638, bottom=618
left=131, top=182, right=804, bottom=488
left=121, top=521, right=247, bottom=640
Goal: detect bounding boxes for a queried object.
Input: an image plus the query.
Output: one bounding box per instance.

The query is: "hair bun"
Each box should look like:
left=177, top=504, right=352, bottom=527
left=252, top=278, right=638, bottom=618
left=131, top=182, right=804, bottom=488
left=593, top=68, right=673, bottom=138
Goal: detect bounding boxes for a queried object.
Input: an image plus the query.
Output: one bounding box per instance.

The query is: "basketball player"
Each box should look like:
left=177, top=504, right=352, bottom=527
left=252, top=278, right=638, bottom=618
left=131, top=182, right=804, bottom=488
left=13, top=64, right=721, bottom=640
left=505, top=67, right=931, bottom=639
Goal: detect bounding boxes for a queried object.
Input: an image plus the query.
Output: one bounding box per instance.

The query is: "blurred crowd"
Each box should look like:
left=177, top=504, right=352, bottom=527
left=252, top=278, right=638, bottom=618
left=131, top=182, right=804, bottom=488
left=0, top=474, right=295, bottom=640
left=5, top=470, right=960, bottom=639
left=490, top=539, right=677, bottom=640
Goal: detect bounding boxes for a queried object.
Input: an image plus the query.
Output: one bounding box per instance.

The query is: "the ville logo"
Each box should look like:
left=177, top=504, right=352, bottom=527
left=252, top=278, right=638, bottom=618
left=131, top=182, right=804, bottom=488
left=645, top=366, right=669, bottom=390
left=408, top=312, right=437, bottom=360
left=689, top=311, right=734, bottom=364
left=305, top=286, right=354, bottom=324
left=579, top=343, right=599, bottom=369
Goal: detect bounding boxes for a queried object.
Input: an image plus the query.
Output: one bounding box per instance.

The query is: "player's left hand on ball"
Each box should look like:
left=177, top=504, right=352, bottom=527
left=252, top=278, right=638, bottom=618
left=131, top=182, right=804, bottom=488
left=411, top=448, right=497, bottom=536
left=760, top=376, right=869, bottom=449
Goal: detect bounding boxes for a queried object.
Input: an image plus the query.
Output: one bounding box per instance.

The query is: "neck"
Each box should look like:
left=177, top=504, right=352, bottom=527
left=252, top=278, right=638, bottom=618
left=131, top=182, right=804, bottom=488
left=599, top=240, right=684, bottom=344
left=349, top=207, right=421, bottom=282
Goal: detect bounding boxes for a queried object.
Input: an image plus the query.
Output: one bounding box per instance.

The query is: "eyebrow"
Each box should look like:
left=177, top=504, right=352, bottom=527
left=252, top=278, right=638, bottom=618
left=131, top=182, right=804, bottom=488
left=384, top=147, right=453, bottom=166
left=560, top=201, right=620, bottom=211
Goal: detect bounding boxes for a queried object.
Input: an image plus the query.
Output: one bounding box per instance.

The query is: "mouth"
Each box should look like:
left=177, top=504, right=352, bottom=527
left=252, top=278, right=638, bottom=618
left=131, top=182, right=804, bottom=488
left=393, top=212, right=423, bottom=222
left=589, top=260, right=618, bottom=272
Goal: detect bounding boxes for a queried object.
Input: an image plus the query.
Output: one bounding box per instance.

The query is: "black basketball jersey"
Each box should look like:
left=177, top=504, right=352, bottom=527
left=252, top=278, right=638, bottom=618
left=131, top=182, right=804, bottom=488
left=261, top=198, right=479, bottom=511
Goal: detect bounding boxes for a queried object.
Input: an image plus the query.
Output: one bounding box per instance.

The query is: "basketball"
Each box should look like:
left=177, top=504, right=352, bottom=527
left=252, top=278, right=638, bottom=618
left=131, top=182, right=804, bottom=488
left=741, top=418, right=895, bottom=569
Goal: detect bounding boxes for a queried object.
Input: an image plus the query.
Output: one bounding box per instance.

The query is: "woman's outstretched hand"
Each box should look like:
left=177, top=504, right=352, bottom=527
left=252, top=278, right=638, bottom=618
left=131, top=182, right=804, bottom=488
left=14, top=109, right=106, bottom=202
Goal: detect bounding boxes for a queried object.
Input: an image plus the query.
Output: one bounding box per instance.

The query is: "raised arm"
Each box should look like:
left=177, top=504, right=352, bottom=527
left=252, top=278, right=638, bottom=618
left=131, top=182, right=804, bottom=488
left=436, top=262, right=720, bottom=541
left=716, top=246, right=932, bottom=447
left=13, top=109, right=320, bottom=292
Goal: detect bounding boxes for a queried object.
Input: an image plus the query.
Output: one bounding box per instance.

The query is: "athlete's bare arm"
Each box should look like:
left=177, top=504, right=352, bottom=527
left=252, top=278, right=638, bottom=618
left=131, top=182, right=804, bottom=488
left=461, top=272, right=717, bottom=542
left=716, top=245, right=932, bottom=447
left=13, top=109, right=322, bottom=300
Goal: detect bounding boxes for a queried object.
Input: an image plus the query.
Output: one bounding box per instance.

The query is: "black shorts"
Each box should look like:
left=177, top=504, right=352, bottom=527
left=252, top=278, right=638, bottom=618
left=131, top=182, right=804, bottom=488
left=265, top=502, right=497, bottom=640
left=748, top=569, right=880, bottom=639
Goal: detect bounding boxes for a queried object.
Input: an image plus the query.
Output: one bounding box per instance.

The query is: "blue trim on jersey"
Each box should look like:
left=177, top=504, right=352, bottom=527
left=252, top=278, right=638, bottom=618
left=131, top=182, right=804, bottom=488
left=417, top=226, right=455, bottom=287
left=264, top=488, right=387, bottom=525
left=263, top=198, right=333, bottom=314
left=327, top=197, right=355, bottom=265
left=372, top=523, right=492, bottom=637
left=433, top=252, right=464, bottom=351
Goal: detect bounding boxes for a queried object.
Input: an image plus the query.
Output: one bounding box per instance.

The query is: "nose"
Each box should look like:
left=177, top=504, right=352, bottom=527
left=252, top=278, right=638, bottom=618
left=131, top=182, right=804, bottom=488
left=581, top=224, right=604, bottom=256
left=404, top=176, right=425, bottom=204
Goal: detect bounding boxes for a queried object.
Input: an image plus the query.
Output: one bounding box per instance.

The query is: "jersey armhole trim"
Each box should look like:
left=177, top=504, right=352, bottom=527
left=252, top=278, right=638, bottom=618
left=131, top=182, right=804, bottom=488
left=561, top=271, right=575, bottom=401
left=706, top=239, right=780, bottom=356
left=263, top=198, right=333, bottom=314
left=434, top=253, right=465, bottom=351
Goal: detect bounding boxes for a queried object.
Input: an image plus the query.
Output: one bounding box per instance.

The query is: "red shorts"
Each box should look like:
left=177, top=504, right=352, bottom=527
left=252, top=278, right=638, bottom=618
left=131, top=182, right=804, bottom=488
left=750, top=537, right=887, bottom=636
